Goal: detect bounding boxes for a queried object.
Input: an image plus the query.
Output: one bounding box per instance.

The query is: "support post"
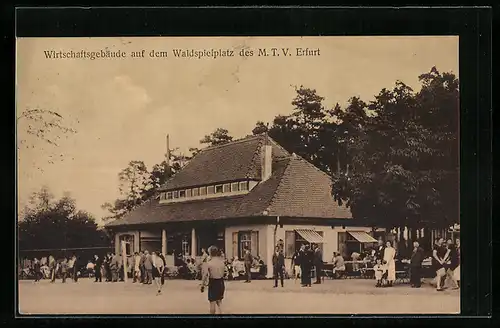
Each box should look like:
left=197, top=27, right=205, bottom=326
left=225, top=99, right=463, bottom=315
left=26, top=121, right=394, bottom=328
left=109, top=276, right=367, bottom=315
left=114, top=234, right=120, bottom=255
left=162, top=229, right=167, bottom=256
left=121, top=240, right=128, bottom=283
left=266, top=225, right=275, bottom=279
left=191, top=228, right=197, bottom=258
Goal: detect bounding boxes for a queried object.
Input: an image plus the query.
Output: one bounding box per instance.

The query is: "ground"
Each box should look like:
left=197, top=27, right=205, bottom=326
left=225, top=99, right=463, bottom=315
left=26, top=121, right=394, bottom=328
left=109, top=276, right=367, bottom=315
left=18, top=277, right=460, bottom=315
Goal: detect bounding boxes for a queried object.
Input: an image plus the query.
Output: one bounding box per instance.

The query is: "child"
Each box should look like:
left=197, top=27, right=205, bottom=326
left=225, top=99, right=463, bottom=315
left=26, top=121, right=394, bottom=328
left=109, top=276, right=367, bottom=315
left=373, top=259, right=387, bottom=287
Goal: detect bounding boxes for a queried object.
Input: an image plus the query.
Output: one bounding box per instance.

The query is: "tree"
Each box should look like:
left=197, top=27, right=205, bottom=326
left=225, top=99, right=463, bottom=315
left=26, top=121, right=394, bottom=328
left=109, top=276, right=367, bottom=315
left=118, top=161, right=152, bottom=201
left=331, top=68, right=459, bottom=232
left=252, top=121, right=269, bottom=135
left=18, top=188, right=109, bottom=250
left=101, top=161, right=152, bottom=221
left=102, top=149, right=191, bottom=222
left=200, top=128, right=233, bottom=146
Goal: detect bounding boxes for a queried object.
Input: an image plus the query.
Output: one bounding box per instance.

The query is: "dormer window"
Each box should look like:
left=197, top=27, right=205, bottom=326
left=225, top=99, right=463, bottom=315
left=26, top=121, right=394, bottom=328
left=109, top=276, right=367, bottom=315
left=160, top=180, right=252, bottom=204
left=215, top=185, right=223, bottom=194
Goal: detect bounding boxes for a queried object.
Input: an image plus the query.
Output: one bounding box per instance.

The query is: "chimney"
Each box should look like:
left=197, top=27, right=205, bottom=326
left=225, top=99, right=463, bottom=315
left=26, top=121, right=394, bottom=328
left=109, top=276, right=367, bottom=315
left=261, top=141, right=272, bottom=182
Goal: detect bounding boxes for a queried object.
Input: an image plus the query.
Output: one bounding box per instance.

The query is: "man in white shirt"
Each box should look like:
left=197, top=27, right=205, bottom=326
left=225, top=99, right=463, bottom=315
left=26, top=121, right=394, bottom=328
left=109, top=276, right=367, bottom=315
left=151, top=251, right=165, bottom=295
left=133, top=252, right=141, bottom=283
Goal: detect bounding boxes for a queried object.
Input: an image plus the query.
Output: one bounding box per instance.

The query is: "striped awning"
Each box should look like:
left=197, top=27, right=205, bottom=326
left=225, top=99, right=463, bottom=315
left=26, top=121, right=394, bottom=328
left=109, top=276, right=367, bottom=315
left=348, top=231, right=377, bottom=243
left=295, top=229, right=324, bottom=244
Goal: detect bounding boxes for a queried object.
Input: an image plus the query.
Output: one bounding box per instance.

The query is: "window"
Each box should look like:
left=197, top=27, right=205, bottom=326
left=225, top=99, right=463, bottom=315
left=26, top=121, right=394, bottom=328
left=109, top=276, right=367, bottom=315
left=215, top=185, right=223, bottom=193
left=173, top=191, right=179, bottom=199
left=237, top=230, right=259, bottom=258
left=186, top=189, right=192, bottom=197
left=231, top=182, right=239, bottom=192
left=181, top=235, right=190, bottom=256
left=239, top=231, right=251, bottom=258
left=207, top=185, right=215, bottom=195
left=179, top=190, right=186, bottom=198
left=284, top=231, right=295, bottom=258
left=166, top=192, right=173, bottom=200
left=119, top=234, right=135, bottom=256
left=199, top=186, right=207, bottom=196
left=160, top=192, right=165, bottom=200
left=192, top=188, right=199, bottom=197
left=239, top=181, right=248, bottom=191
left=223, top=184, right=231, bottom=193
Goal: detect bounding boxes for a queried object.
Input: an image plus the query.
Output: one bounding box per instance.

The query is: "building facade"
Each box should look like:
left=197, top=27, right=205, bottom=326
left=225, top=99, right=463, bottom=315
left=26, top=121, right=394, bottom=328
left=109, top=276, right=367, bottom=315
left=105, top=134, right=381, bottom=277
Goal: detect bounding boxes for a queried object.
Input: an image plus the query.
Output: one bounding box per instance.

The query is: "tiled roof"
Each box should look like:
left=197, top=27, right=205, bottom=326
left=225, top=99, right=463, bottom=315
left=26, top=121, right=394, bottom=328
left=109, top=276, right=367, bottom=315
left=160, top=134, right=289, bottom=190
left=267, top=156, right=352, bottom=219
left=106, top=136, right=351, bottom=228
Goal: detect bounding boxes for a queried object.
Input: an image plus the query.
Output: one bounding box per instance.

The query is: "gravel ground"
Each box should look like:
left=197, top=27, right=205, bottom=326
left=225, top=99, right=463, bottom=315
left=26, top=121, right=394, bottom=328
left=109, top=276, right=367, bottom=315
left=18, top=277, right=460, bottom=315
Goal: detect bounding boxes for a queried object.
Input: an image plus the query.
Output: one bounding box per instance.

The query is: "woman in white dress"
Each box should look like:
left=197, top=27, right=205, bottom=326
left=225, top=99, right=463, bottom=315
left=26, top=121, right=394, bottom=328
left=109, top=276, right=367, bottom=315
left=383, top=241, right=396, bottom=287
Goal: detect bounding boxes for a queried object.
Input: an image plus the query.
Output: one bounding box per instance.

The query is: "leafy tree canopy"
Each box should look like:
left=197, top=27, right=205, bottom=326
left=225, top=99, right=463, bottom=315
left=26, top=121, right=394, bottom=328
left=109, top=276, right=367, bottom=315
left=19, top=188, right=109, bottom=250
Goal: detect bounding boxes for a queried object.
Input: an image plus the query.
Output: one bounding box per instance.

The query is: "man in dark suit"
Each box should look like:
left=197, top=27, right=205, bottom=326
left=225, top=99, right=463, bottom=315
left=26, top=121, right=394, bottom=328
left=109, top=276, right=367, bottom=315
left=375, top=239, right=385, bottom=261
left=301, top=245, right=314, bottom=287
left=410, top=241, right=425, bottom=288
left=243, top=248, right=253, bottom=283
left=313, top=244, right=323, bottom=284
left=272, top=246, right=285, bottom=288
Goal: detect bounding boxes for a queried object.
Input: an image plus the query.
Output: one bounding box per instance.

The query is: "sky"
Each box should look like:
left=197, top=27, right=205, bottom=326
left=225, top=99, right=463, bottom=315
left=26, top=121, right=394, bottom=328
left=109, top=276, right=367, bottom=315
left=16, top=36, right=459, bottom=225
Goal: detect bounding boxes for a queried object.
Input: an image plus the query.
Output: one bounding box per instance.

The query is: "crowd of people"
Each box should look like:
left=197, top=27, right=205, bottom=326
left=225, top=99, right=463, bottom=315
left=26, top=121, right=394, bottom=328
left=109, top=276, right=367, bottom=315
left=26, top=255, right=82, bottom=283
left=21, top=236, right=460, bottom=295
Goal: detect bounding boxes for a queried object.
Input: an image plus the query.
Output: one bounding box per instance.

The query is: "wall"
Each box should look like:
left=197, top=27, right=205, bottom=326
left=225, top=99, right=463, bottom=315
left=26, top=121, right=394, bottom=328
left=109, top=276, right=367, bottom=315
left=224, top=224, right=268, bottom=262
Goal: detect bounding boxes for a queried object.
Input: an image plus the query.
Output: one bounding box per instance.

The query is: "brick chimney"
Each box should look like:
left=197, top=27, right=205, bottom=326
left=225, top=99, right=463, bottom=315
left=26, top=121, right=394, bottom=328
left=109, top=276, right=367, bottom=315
left=261, top=142, right=272, bottom=182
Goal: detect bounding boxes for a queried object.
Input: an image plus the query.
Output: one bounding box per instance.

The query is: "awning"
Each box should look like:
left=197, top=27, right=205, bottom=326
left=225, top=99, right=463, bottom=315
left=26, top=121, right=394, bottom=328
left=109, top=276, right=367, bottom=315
left=348, top=231, right=377, bottom=243
left=295, top=229, right=324, bottom=244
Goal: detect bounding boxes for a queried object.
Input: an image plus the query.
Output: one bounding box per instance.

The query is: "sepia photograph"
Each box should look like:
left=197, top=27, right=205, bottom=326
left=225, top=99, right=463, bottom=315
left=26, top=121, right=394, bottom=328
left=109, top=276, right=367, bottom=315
left=17, top=36, right=460, bottom=315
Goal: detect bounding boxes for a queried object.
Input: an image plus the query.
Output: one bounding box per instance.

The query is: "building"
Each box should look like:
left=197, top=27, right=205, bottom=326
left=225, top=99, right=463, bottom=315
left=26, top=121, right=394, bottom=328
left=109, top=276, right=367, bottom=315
left=105, top=134, right=382, bottom=277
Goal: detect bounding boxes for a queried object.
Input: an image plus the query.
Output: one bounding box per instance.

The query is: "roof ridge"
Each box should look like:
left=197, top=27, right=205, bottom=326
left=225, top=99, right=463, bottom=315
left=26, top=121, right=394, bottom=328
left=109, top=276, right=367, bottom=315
left=201, top=134, right=262, bottom=152
left=245, top=135, right=265, bottom=178
left=263, top=157, right=293, bottom=215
